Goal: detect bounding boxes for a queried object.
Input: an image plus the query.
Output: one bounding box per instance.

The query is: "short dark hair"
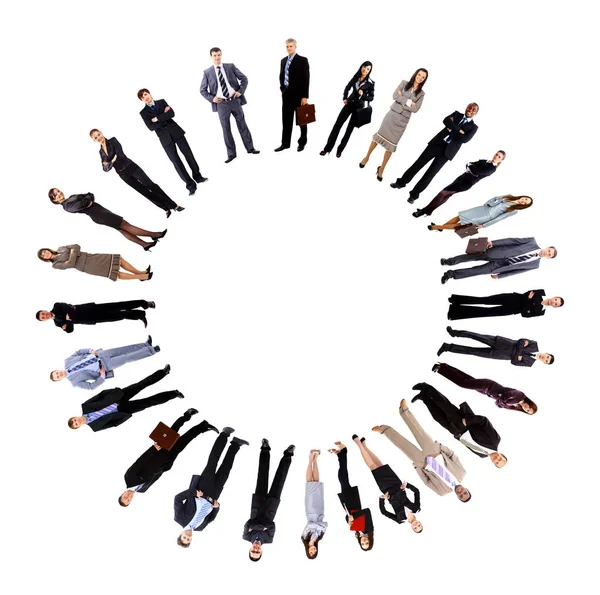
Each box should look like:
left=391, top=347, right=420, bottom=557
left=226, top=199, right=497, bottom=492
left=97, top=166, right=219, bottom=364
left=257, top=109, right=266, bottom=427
left=36, top=310, right=44, bottom=320
left=177, top=536, right=190, bottom=548
left=50, top=371, right=58, bottom=381
left=498, top=150, right=506, bottom=158
left=549, top=246, right=558, bottom=258
left=249, top=551, right=261, bottom=562
left=137, top=88, right=150, bottom=100
left=67, top=418, right=78, bottom=429
left=118, top=494, right=129, bottom=507
left=547, top=354, right=555, bottom=365
left=557, top=297, right=565, bottom=307
left=500, top=453, right=508, bottom=463
left=467, top=102, right=479, bottom=111
left=461, top=491, right=472, bottom=503
left=89, top=128, right=100, bottom=138
left=48, top=188, right=59, bottom=202
left=209, top=47, right=221, bottom=55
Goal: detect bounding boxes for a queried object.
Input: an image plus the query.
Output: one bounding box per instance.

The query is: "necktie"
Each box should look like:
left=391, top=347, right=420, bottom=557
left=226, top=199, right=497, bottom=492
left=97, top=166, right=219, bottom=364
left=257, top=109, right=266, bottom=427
left=217, top=66, right=230, bottom=98
left=85, top=403, right=118, bottom=423
left=150, top=104, right=157, bottom=111
left=68, top=357, right=97, bottom=374
left=284, top=56, right=292, bottom=87
left=507, top=252, right=538, bottom=265
left=426, top=456, right=458, bottom=488
left=445, top=117, right=467, bottom=143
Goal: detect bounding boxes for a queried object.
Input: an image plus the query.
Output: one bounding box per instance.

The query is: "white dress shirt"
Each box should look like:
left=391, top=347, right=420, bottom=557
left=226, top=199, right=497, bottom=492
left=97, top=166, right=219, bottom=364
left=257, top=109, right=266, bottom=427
left=214, top=64, right=235, bottom=98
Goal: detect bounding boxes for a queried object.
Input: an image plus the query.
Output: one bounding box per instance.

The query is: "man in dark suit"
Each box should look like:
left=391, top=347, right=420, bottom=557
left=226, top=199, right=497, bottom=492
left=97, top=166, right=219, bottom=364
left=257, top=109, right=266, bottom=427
left=411, top=382, right=506, bottom=466
left=37, top=300, right=154, bottom=333
left=438, top=327, right=554, bottom=367
left=243, top=439, right=295, bottom=561
left=138, top=89, right=207, bottom=195
left=275, top=38, right=310, bottom=152
left=174, top=427, right=249, bottom=547
left=67, top=365, right=181, bottom=431
left=118, top=410, right=218, bottom=507
left=391, top=103, right=479, bottom=203
left=441, top=238, right=557, bottom=284
left=200, top=47, right=259, bottom=164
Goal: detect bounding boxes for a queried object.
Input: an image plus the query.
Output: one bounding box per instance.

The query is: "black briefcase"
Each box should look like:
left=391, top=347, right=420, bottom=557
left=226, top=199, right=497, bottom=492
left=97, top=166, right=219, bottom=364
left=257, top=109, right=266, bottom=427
left=354, top=105, right=372, bottom=128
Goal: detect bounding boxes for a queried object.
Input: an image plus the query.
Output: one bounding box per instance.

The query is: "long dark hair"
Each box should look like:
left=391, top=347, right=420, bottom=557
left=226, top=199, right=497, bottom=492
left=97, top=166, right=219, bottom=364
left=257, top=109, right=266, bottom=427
left=37, top=248, right=58, bottom=262
left=353, top=61, right=373, bottom=82
left=509, top=397, right=538, bottom=414
left=503, top=195, right=533, bottom=212
left=404, top=68, right=428, bottom=95
left=301, top=531, right=324, bottom=559
left=354, top=531, right=374, bottom=551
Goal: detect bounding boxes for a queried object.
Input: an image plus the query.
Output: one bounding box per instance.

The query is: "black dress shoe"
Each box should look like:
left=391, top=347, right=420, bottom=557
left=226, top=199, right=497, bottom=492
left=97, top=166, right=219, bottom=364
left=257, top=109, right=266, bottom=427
left=163, top=363, right=171, bottom=374
left=166, top=210, right=171, bottom=218
left=407, top=196, right=417, bottom=204
left=440, top=258, right=448, bottom=265
left=261, top=438, right=270, bottom=450
left=248, top=149, right=260, bottom=154
left=437, top=343, right=449, bottom=356
left=141, top=315, right=148, bottom=328
left=154, top=345, right=161, bottom=353
left=390, top=181, right=405, bottom=189
left=413, top=209, right=426, bottom=218
left=446, top=326, right=456, bottom=337
left=225, top=155, right=237, bottom=164
left=411, top=395, right=422, bottom=403
left=319, top=150, right=329, bottom=156
left=146, top=335, right=152, bottom=345
left=175, top=390, right=184, bottom=399
left=175, top=206, right=185, bottom=212
left=412, top=382, right=428, bottom=391
left=284, top=444, right=296, bottom=456
left=146, top=300, right=155, bottom=308
left=143, top=241, right=158, bottom=252
left=441, top=272, right=451, bottom=284
left=232, top=437, right=250, bottom=447
left=185, top=408, right=198, bottom=416
left=274, top=145, right=290, bottom=152
left=432, top=363, right=441, bottom=373
left=297, top=145, right=305, bottom=152
left=141, top=272, right=153, bottom=281
left=221, top=426, right=235, bottom=436
left=193, top=175, right=208, bottom=183
left=201, top=420, right=219, bottom=433
left=376, top=166, right=382, bottom=181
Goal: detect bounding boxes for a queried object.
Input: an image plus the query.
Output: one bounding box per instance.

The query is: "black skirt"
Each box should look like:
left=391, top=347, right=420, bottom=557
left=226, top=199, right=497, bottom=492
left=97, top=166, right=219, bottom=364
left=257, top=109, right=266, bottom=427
left=444, top=172, right=478, bottom=194
left=372, top=464, right=401, bottom=493
left=86, top=203, right=123, bottom=230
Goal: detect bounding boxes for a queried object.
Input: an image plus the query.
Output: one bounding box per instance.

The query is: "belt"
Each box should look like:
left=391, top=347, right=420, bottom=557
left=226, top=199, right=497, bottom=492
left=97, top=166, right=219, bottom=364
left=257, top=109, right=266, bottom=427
left=219, top=97, right=235, bottom=103
left=204, top=495, right=215, bottom=504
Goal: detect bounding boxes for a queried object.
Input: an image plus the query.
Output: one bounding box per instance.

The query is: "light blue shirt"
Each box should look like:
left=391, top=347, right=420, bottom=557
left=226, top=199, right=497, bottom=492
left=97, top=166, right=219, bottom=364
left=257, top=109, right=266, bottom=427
left=84, top=403, right=118, bottom=424
left=184, top=497, right=214, bottom=530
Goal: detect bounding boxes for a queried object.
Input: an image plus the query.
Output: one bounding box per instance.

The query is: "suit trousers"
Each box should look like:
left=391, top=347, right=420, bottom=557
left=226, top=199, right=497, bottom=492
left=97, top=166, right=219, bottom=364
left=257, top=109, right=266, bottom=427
left=414, top=385, right=465, bottom=437
left=76, top=300, right=148, bottom=324
left=437, top=363, right=504, bottom=398
left=256, top=447, right=292, bottom=500
left=169, top=420, right=214, bottom=459
left=396, top=140, right=449, bottom=199
left=118, top=164, right=177, bottom=211
left=119, top=390, right=179, bottom=414
left=336, top=447, right=352, bottom=492
left=197, top=433, right=241, bottom=499
left=449, top=303, right=518, bottom=319
left=120, top=367, right=167, bottom=400
left=281, top=93, right=307, bottom=148
left=324, top=104, right=358, bottom=153
left=163, top=136, right=200, bottom=191
left=103, top=342, right=156, bottom=370
left=447, top=330, right=511, bottom=360
left=217, top=98, right=254, bottom=157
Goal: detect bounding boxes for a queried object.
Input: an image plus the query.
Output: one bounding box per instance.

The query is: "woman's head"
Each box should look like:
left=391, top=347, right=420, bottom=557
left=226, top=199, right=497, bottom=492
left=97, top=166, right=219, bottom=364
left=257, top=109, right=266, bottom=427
left=492, top=150, right=506, bottom=165
left=38, top=248, right=57, bottom=262
left=48, top=188, right=64, bottom=203
left=355, top=61, right=372, bottom=80
left=406, top=68, right=428, bottom=93
left=90, top=129, right=105, bottom=143
left=355, top=531, right=374, bottom=551
left=505, top=195, right=533, bottom=211
left=301, top=532, right=323, bottom=559
left=519, top=398, right=538, bottom=415
left=411, top=519, right=423, bottom=533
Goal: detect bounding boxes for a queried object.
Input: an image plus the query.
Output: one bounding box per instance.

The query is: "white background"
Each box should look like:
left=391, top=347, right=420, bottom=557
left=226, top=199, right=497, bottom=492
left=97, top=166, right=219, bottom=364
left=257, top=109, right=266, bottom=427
left=2, top=1, right=597, bottom=593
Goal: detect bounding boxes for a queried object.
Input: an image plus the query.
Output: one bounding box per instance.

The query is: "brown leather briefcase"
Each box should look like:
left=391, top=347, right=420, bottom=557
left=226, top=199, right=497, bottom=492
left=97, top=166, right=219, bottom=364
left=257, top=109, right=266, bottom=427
left=149, top=422, right=180, bottom=451
left=296, top=103, right=316, bottom=126
left=455, top=224, right=479, bottom=238
left=466, top=237, right=489, bottom=254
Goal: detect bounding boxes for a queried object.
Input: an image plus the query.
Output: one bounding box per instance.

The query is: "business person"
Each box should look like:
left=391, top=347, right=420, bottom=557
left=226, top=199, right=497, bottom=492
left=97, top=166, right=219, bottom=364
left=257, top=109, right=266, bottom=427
left=411, top=382, right=507, bottom=466
left=372, top=400, right=471, bottom=501
left=440, top=238, right=557, bottom=284
left=89, top=129, right=183, bottom=217
left=301, top=449, right=328, bottom=559
left=328, top=442, right=374, bottom=552
left=138, top=89, right=207, bottom=195
left=37, top=245, right=151, bottom=282
left=51, top=336, right=159, bottom=390
left=67, top=365, right=182, bottom=431
left=360, top=68, right=427, bottom=181
left=36, top=300, right=154, bottom=333
left=428, top=195, right=533, bottom=232
left=352, top=436, right=423, bottom=532
left=391, top=103, right=479, bottom=202
left=119, top=410, right=218, bottom=507
left=200, top=47, right=259, bottom=163
left=243, top=440, right=295, bottom=561
left=448, top=291, right=564, bottom=320
left=49, top=188, right=166, bottom=250
left=320, top=61, right=375, bottom=158
left=175, top=428, right=249, bottom=547
left=275, top=38, right=310, bottom=152
left=439, top=327, right=554, bottom=366
left=433, top=362, right=538, bottom=414
left=413, top=151, right=505, bottom=218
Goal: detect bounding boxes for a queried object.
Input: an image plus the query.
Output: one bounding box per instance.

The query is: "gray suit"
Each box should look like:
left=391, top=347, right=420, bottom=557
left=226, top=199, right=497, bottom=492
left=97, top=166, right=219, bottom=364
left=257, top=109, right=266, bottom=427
left=200, top=63, right=255, bottom=158
left=446, top=237, right=543, bottom=280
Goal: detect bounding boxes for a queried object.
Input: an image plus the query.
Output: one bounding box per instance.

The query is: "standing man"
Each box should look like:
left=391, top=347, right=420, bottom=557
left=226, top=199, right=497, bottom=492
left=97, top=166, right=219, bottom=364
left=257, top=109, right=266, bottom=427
left=175, top=427, right=249, bottom=547
left=200, top=47, right=260, bottom=164
left=138, top=89, right=208, bottom=195
left=275, top=38, right=310, bottom=152
left=372, top=400, right=471, bottom=501
left=118, top=409, right=218, bottom=507
left=36, top=299, right=154, bottom=333
left=243, top=439, right=295, bottom=561
left=411, top=382, right=507, bottom=466
left=440, top=238, right=557, bottom=284
left=391, top=103, right=479, bottom=203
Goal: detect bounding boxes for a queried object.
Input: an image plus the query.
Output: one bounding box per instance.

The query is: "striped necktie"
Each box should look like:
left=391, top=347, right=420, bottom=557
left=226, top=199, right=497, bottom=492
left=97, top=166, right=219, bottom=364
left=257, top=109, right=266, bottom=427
left=85, top=403, right=118, bottom=423
left=426, top=456, right=458, bottom=488
left=68, top=357, right=97, bottom=374
left=217, top=66, right=230, bottom=98
left=445, top=117, right=467, bottom=143
left=284, top=56, right=292, bottom=87
left=507, top=252, right=538, bottom=265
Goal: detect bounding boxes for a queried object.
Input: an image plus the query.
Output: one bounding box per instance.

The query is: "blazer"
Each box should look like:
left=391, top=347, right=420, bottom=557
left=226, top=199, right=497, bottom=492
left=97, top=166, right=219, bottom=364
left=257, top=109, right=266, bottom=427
left=279, top=54, right=310, bottom=99
left=51, top=302, right=107, bottom=332
left=342, top=75, right=375, bottom=105
left=64, top=348, right=113, bottom=391
left=483, top=237, right=542, bottom=279
left=415, top=443, right=466, bottom=496
left=80, top=386, right=131, bottom=432
left=140, top=99, right=186, bottom=147
left=124, top=446, right=175, bottom=491
left=379, top=483, right=421, bottom=525
left=174, top=475, right=220, bottom=531
left=62, top=193, right=94, bottom=213
left=467, top=160, right=497, bottom=178
left=521, top=289, right=546, bottom=317
left=459, top=402, right=501, bottom=452
left=429, top=110, right=478, bottom=160
left=99, top=137, right=134, bottom=174
left=491, top=336, right=539, bottom=366
left=200, top=63, right=248, bottom=112
left=459, top=196, right=517, bottom=228
left=390, top=80, right=425, bottom=116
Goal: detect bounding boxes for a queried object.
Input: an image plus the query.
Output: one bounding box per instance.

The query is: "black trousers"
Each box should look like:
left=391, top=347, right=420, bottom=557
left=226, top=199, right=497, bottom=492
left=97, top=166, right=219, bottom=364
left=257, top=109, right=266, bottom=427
left=255, top=446, right=292, bottom=499
left=446, top=330, right=511, bottom=360
left=448, top=293, right=523, bottom=320
left=168, top=420, right=214, bottom=459
left=197, top=433, right=241, bottom=499
left=324, top=104, right=358, bottom=153
left=336, top=447, right=352, bottom=492
left=75, top=300, right=148, bottom=324
left=281, top=93, right=307, bottom=148
left=396, top=140, right=449, bottom=199
left=163, top=136, right=201, bottom=191
left=414, top=384, right=465, bottom=437
left=119, top=163, right=177, bottom=211
left=118, top=367, right=178, bottom=414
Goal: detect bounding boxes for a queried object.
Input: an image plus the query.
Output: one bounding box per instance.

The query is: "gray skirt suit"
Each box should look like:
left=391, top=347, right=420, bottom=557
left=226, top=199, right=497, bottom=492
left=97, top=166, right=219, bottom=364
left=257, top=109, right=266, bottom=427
left=373, top=80, right=425, bottom=152
left=459, top=196, right=517, bottom=228
left=51, top=244, right=121, bottom=281
left=301, top=481, right=328, bottom=538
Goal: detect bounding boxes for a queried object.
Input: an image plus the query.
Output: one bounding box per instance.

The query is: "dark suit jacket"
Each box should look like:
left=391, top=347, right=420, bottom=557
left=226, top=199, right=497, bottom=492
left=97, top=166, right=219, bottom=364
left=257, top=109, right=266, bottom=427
left=429, top=111, right=478, bottom=160
left=482, top=238, right=541, bottom=279
left=99, top=137, right=135, bottom=174
left=174, top=475, right=220, bottom=531
left=200, top=63, right=248, bottom=112
left=81, top=387, right=130, bottom=432
left=52, top=302, right=105, bottom=332
left=62, top=193, right=94, bottom=213
left=343, top=76, right=375, bottom=105
left=279, top=54, right=310, bottom=99
left=460, top=402, right=501, bottom=452
left=379, top=483, right=421, bottom=525
left=521, top=289, right=546, bottom=317
left=467, top=159, right=497, bottom=178
left=51, top=302, right=75, bottom=333
left=140, top=99, right=185, bottom=147
left=124, top=446, right=174, bottom=491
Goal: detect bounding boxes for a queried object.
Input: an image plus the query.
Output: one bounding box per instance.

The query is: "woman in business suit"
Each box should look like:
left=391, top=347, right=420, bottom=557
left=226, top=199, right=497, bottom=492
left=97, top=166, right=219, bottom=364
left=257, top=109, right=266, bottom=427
left=328, top=441, right=374, bottom=551
left=360, top=68, right=428, bottom=181
left=90, top=129, right=184, bottom=218
left=48, top=188, right=166, bottom=250
left=38, top=244, right=152, bottom=281
left=413, top=150, right=506, bottom=218
left=427, top=195, right=533, bottom=231
left=320, top=61, right=374, bottom=158
left=301, top=449, right=327, bottom=560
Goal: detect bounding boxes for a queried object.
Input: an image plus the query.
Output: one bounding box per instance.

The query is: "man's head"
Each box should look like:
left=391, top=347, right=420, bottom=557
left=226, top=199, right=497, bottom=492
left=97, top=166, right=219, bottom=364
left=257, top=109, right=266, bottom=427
left=411, top=519, right=423, bottom=533
left=249, top=541, right=262, bottom=561
left=492, top=150, right=506, bottom=164
left=119, top=490, right=135, bottom=507
left=50, top=370, right=67, bottom=382
left=177, top=529, right=193, bottom=548
left=67, top=416, right=86, bottom=429
left=36, top=310, right=52, bottom=321
left=89, top=129, right=105, bottom=143
left=210, top=47, right=222, bottom=65
left=490, top=452, right=508, bottom=468
left=137, top=89, right=153, bottom=104
left=540, top=247, right=557, bottom=259
left=465, top=103, right=479, bottom=118
left=537, top=353, right=554, bottom=365
left=48, top=188, right=65, bottom=204
left=544, top=296, right=564, bottom=308
left=455, top=484, right=472, bottom=502
left=285, top=38, right=297, bottom=55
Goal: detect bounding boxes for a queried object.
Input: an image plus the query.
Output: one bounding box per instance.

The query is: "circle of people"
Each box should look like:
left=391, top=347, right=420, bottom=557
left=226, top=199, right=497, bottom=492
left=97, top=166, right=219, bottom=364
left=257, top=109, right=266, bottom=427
left=36, top=39, right=564, bottom=561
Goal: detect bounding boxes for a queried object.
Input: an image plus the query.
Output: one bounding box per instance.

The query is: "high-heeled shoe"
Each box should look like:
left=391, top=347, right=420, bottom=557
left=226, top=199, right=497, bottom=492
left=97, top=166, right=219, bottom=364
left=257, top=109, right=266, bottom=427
left=165, top=210, right=172, bottom=218
left=145, top=265, right=151, bottom=274
left=140, top=272, right=153, bottom=282
left=376, top=166, right=382, bottom=182
left=319, top=150, right=329, bottom=156
left=157, top=229, right=168, bottom=239
left=143, top=241, right=158, bottom=252
left=359, top=162, right=366, bottom=169
left=427, top=223, right=443, bottom=232
left=175, top=206, right=185, bottom=212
